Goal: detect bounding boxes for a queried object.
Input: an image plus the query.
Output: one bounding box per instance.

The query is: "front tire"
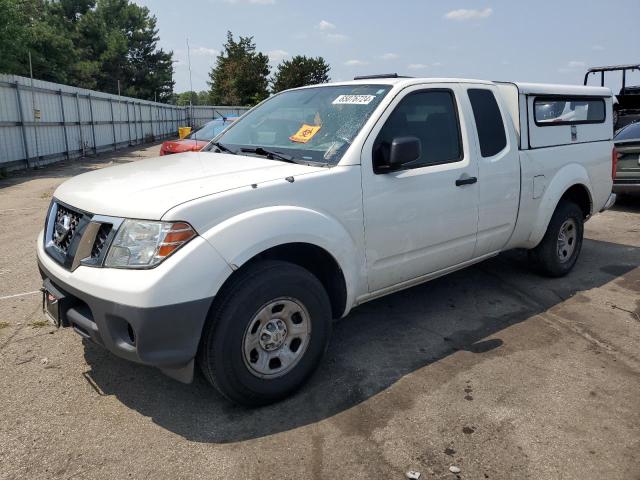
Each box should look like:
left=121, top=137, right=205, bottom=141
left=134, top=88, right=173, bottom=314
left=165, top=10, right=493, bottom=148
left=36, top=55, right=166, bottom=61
left=198, top=260, right=332, bottom=406
left=528, top=201, right=584, bottom=277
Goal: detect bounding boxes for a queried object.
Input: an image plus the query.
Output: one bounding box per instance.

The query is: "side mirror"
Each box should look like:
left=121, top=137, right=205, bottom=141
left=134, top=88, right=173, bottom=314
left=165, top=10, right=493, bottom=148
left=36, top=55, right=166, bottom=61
left=389, top=136, right=421, bottom=168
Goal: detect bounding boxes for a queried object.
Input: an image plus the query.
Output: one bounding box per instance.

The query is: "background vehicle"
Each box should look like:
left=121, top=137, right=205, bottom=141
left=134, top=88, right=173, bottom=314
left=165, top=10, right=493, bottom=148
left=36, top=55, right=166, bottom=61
left=613, top=121, right=640, bottom=195
left=37, top=77, right=616, bottom=406
left=160, top=117, right=238, bottom=155
left=584, top=64, right=640, bottom=130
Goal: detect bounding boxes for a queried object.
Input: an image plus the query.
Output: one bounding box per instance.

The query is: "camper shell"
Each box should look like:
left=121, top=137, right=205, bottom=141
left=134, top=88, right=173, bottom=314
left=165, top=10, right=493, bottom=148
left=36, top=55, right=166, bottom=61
left=495, top=82, right=613, bottom=149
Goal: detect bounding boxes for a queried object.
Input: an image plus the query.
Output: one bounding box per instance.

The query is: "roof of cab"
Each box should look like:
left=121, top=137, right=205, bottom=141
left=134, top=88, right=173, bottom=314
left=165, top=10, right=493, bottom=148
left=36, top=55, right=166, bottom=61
left=303, top=78, right=612, bottom=97
left=324, top=77, right=495, bottom=87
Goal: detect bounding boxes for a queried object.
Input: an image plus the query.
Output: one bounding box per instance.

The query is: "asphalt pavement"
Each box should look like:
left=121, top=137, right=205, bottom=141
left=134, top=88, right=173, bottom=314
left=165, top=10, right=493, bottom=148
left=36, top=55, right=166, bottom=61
left=1, top=143, right=639, bottom=479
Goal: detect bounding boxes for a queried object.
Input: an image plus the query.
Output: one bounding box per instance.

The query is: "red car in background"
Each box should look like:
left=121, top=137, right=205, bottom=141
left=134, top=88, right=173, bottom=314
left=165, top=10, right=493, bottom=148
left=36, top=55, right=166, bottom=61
left=160, top=117, right=238, bottom=156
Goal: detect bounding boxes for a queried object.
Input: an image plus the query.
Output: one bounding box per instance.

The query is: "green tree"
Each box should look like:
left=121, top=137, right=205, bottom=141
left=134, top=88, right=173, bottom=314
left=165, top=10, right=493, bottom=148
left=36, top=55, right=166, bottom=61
left=0, top=0, right=81, bottom=84
left=208, top=31, right=269, bottom=106
left=74, top=0, right=174, bottom=101
left=173, top=90, right=210, bottom=106
left=0, top=0, right=174, bottom=102
left=271, top=55, right=330, bottom=93
left=0, top=0, right=32, bottom=76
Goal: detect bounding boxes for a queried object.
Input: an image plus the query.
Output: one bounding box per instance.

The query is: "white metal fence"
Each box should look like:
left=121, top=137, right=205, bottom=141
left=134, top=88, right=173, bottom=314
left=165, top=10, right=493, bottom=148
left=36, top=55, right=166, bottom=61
left=0, top=74, right=249, bottom=171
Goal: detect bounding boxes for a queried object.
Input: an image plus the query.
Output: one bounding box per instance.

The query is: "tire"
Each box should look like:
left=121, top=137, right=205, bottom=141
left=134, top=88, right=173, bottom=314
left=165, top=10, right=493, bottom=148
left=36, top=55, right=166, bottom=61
left=197, top=260, right=332, bottom=406
left=528, top=201, right=584, bottom=277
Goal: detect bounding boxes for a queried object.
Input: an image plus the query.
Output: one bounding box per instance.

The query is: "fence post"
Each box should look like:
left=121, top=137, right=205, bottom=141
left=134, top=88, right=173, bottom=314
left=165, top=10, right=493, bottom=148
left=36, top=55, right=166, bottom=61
left=162, top=106, right=168, bottom=138
left=126, top=101, right=132, bottom=146
left=14, top=82, right=30, bottom=168
left=109, top=98, right=117, bottom=151
left=138, top=102, right=143, bottom=142
left=149, top=104, right=154, bottom=140
left=160, top=106, right=165, bottom=138
left=133, top=102, right=139, bottom=144
left=75, top=93, right=85, bottom=157
left=88, top=94, right=97, bottom=154
left=58, top=89, right=70, bottom=160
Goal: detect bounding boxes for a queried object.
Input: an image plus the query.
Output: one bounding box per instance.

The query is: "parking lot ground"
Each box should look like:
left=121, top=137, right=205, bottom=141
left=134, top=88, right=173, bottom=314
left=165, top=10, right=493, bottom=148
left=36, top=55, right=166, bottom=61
left=1, top=144, right=639, bottom=480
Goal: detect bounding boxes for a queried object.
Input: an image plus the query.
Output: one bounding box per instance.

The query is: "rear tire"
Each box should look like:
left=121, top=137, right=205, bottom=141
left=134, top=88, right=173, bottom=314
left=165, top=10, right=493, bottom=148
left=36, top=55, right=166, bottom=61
left=198, top=260, right=332, bottom=406
left=528, top=201, right=584, bottom=277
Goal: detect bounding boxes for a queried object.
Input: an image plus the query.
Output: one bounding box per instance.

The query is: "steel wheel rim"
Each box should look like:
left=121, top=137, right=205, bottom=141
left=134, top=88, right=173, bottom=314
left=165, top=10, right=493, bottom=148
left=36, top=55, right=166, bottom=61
left=557, top=218, right=578, bottom=263
left=242, top=297, right=312, bottom=379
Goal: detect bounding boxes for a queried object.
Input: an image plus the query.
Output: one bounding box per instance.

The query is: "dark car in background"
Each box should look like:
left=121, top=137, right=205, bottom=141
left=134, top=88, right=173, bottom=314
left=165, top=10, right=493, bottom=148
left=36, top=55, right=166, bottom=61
left=160, top=117, right=238, bottom=156
left=613, top=121, right=640, bottom=195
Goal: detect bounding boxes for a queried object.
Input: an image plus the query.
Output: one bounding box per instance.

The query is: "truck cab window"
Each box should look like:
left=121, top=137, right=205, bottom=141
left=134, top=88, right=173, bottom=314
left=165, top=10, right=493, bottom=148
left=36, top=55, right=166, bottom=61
left=374, top=90, right=462, bottom=171
left=468, top=88, right=507, bottom=157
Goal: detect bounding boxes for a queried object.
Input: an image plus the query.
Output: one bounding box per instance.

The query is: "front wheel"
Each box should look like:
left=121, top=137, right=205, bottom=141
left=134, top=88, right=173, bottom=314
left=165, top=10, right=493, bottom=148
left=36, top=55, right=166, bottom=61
left=528, top=201, right=584, bottom=277
left=198, top=260, right=332, bottom=406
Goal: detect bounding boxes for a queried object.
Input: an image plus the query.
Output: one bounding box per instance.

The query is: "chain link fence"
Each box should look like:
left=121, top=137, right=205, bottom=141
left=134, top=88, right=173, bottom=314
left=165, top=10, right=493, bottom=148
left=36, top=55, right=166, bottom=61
left=0, top=74, right=249, bottom=172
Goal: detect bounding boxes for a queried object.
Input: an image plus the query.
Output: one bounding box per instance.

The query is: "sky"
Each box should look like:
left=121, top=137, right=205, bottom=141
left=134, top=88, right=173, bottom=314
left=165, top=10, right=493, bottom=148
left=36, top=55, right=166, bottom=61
left=135, top=0, right=640, bottom=94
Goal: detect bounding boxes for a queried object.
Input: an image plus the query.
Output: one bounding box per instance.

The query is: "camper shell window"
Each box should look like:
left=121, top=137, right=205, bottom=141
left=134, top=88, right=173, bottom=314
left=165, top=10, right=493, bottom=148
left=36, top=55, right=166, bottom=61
left=534, top=96, right=605, bottom=126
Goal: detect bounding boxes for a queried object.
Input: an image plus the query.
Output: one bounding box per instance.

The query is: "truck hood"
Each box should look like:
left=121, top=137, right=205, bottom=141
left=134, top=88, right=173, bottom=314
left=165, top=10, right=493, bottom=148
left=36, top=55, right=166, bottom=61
left=54, top=151, right=325, bottom=219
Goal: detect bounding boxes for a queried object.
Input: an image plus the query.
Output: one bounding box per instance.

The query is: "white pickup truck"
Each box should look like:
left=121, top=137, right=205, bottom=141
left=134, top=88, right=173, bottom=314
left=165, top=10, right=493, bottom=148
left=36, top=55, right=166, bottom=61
left=37, top=76, right=616, bottom=405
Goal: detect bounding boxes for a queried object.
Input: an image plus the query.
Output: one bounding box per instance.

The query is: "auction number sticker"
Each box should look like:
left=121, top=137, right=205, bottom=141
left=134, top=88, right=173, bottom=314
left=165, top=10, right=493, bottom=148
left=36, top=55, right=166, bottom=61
left=332, top=94, right=376, bottom=105
left=290, top=124, right=321, bottom=143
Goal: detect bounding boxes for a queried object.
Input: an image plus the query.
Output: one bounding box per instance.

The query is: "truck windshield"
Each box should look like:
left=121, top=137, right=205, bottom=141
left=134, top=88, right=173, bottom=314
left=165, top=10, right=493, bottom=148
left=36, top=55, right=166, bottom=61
left=206, top=85, right=392, bottom=165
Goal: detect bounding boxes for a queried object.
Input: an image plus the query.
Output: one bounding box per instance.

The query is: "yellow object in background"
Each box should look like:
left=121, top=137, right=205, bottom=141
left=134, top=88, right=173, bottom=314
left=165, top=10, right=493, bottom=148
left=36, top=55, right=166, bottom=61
left=178, top=127, right=192, bottom=139
left=290, top=124, right=321, bottom=143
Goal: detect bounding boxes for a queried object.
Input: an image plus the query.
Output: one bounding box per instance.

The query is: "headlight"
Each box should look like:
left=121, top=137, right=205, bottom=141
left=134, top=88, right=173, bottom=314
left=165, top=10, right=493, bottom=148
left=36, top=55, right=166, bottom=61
left=104, top=220, right=197, bottom=268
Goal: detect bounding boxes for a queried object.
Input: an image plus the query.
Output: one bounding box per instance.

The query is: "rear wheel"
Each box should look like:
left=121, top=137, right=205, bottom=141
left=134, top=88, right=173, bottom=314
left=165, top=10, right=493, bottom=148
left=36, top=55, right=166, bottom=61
left=198, top=260, right=332, bottom=406
left=528, top=201, right=584, bottom=277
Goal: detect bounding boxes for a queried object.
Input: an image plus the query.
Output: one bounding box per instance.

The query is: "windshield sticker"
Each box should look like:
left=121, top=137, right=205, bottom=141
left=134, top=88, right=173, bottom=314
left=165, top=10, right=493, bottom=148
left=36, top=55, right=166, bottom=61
left=290, top=124, right=321, bottom=143
left=332, top=94, right=376, bottom=105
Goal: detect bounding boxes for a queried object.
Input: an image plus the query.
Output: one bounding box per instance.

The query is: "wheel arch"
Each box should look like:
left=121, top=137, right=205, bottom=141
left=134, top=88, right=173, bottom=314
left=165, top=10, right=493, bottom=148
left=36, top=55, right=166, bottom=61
left=528, top=163, right=593, bottom=248
left=220, top=242, right=348, bottom=320
left=201, top=206, right=362, bottom=318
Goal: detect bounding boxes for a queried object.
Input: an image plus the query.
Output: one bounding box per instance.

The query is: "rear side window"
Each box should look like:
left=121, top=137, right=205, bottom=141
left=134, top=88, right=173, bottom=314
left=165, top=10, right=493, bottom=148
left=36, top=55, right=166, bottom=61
left=468, top=89, right=507, bottom=157
left=374, top=89, right=462, bottom=171
left=534, top=97, right=605, bottom=125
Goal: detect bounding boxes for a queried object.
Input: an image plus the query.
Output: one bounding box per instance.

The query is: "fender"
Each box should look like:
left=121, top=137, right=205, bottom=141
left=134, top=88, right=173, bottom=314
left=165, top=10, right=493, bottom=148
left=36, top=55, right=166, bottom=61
left=527, top=162, right=593, bottom=248
left=200, top=206, right=363, bottom=312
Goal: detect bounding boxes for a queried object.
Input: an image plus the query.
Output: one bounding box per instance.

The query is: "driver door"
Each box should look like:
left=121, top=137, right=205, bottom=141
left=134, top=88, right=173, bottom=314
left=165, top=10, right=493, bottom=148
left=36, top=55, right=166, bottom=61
left=361, top=84, right=479, bottom=292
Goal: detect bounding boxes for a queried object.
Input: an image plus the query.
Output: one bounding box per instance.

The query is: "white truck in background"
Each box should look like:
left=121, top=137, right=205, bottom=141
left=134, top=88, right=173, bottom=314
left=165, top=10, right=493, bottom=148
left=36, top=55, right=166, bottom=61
left=37, top=75, right=616, bottom=406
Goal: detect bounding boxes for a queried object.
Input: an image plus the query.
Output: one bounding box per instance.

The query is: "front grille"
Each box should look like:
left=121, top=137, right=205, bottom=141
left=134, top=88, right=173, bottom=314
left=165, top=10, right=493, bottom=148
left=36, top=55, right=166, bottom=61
left=52, top=205, right=82, bottom=253
left=91, top=223, right=112, bottom=258
left=44, top=201, right=121, bottom=270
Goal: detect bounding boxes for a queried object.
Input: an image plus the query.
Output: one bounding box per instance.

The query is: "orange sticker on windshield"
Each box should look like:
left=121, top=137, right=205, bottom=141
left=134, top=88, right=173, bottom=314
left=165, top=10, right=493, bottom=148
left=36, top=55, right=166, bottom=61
left=290, top=124, right=321, bottom=143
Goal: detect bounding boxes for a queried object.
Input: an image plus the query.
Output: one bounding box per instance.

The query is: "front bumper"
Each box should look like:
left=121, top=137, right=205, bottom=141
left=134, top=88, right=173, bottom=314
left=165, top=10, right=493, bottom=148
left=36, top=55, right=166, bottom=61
left=36, top=230, right=233, bottom=383
left=39, top=259, right=212, bottom=382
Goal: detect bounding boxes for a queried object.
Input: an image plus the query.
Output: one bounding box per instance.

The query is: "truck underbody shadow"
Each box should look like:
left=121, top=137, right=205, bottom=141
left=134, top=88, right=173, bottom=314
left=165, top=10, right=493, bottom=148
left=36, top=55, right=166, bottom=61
left=81, top=237, right=640, bottom=443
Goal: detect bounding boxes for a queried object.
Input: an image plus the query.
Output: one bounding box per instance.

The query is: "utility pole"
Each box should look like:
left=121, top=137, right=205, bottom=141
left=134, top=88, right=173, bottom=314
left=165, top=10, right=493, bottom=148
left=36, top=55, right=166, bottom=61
left=117, top=80, right=121, bottom=147
left=187, top=37, right=194, bottom=128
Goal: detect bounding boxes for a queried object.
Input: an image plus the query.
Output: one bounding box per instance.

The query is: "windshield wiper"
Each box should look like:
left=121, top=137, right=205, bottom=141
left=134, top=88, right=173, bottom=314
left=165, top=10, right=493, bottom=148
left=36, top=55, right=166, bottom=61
left=240, top=147, right=297, bottom=164
left=210, top=141, right=235, bottom=154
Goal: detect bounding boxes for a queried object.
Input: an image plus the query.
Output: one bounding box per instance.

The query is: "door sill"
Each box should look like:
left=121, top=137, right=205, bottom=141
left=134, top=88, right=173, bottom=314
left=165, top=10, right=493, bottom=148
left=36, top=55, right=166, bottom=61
left=356, top=251, right=500, bottom=306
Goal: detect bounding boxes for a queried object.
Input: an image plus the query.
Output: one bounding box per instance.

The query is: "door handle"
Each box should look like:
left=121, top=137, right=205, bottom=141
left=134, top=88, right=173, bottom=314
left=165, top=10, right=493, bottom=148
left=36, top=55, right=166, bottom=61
left=455, top=176, right=478, bottom=186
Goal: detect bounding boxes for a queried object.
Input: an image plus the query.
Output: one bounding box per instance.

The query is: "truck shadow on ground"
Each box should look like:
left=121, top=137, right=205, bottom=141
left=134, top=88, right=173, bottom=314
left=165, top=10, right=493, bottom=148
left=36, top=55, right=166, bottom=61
left=82, top=237, right=640, bottom=444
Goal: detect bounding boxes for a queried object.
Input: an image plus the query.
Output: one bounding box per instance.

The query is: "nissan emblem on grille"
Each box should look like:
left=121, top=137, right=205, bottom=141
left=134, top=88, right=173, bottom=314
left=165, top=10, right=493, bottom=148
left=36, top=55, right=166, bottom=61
left=54, top=214, right=71, bottom=244
left=52, top=205, right=80, bottom=252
